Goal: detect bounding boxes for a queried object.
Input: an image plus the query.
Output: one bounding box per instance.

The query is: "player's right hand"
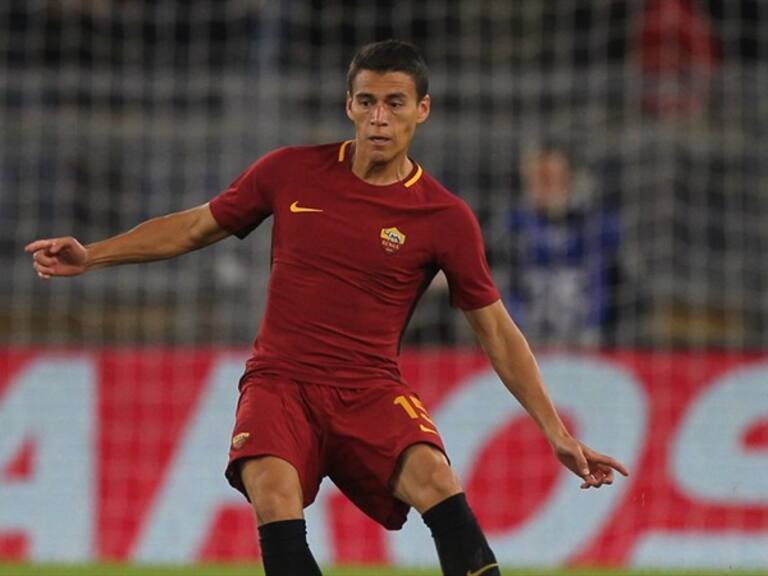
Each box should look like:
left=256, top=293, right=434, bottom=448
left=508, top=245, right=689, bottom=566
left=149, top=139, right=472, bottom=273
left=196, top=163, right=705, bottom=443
left=24, top=237, right=88, bottom=279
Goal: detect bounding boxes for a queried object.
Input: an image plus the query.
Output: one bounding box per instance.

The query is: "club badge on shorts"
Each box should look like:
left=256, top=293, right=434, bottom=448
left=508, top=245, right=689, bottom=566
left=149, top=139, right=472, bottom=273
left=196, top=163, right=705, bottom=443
left=232, top=432, right=250, bottom=450
left=380, top=226, right=406, bottom=254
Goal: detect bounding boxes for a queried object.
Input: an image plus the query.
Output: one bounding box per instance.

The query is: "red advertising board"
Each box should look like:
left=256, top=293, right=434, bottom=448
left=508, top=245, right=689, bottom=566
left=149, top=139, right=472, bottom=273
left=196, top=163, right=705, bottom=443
left=1, top=349, right=767, bottom=568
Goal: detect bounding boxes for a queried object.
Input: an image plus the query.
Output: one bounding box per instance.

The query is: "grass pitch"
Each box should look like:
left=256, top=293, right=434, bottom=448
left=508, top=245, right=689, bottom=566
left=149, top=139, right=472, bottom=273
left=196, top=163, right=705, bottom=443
left=1, top=566, right=768, bottom=576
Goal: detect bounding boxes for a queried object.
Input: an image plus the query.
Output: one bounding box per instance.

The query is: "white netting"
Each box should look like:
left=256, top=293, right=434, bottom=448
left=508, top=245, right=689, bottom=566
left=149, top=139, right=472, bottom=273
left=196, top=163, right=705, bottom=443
left=2, top=1, right=766, bottom=349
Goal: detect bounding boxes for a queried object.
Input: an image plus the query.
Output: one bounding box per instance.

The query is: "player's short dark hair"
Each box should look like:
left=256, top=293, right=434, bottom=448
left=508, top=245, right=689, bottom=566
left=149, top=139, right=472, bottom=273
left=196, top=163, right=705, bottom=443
left=347, top=39, right=429, bottom=101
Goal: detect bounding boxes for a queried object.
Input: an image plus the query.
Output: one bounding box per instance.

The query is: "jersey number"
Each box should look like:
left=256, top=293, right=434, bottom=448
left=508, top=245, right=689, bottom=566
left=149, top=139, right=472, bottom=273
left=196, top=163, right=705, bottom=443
left=394, top=395, right=438, bottom=435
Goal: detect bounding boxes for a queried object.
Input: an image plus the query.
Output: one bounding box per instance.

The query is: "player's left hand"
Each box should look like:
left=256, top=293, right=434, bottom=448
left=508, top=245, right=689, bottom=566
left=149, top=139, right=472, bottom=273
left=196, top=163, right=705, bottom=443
left=552, top=435, right=629, bottom=489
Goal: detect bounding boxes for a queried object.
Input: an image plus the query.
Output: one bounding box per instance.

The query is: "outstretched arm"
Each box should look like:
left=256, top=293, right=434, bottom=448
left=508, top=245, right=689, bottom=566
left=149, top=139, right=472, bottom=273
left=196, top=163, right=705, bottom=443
left=464, top=300, right=629, bottom=489
left=25, top=203, right=230, bottom=279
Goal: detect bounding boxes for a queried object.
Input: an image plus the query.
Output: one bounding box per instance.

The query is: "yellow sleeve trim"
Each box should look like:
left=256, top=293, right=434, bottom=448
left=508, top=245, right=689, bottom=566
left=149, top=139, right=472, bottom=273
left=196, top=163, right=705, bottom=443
left=338, top=140, right=353, bottom=162
left=404, top=163, right=423, bottom=188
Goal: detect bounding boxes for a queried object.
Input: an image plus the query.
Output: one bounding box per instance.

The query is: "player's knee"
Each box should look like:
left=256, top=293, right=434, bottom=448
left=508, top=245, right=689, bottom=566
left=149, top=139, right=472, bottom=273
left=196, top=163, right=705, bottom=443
left=240, top=457, right=304, bottom=524
left=424, top=461, right=462, bottom=501
left=395, top=446, right=462, bottom=511
left=408, top=463, right=461, bottom=512
left=251, top=489, right=303, bottom=525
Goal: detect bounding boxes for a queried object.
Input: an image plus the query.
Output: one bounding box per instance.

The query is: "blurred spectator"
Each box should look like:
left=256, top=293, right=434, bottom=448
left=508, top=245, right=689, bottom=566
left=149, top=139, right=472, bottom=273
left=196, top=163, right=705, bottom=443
left=506, top=144, right=621, bottom=348
left=635, top=0, right=721, bottom=120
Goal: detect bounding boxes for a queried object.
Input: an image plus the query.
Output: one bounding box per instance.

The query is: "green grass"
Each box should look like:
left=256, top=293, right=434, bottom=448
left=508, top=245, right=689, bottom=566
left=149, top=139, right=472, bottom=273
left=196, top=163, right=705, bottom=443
left=1, top=566, right=767, bottom=576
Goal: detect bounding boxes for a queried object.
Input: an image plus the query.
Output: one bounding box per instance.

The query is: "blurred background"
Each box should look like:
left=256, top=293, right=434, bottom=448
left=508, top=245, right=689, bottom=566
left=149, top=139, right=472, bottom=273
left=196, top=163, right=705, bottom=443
left=3, top=0, right=767, bottom=350
left=1, top=0, right=768, bottom=571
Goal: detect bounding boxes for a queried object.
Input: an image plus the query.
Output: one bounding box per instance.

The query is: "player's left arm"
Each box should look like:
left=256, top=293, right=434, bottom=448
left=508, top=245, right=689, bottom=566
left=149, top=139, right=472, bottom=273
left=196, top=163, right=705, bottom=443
left=463, top=299, right=630, bottom=489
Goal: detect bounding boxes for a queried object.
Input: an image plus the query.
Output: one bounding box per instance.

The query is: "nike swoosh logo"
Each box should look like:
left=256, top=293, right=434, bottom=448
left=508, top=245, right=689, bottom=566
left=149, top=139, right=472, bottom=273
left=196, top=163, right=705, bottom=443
left=467, top=563, right=499, bottom=576
left=290, top=201, right=323, bottom=213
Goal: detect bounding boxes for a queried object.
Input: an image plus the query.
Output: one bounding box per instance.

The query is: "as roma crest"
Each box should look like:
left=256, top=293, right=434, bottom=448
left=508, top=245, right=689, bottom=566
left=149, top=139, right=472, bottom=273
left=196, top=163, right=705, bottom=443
left=232, top=432, right=250, bottom=450
left=380, top=227, right=406, bottom=254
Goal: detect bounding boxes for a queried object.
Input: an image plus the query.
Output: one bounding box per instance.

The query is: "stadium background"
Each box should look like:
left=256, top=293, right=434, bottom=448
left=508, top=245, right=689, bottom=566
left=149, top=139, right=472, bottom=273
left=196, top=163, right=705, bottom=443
left=2, top=0, right=768, bottom=573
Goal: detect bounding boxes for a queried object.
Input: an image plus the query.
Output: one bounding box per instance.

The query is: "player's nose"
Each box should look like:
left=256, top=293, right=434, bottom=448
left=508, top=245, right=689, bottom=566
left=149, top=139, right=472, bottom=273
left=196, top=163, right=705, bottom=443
left=369, top=103, right=388, bottom=125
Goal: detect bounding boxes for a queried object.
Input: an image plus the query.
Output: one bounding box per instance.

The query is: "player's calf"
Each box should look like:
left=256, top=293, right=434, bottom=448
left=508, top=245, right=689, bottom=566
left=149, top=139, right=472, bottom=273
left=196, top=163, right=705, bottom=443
left=393, top=444, right=500, bottom=575
left=259, top=519, right=323, bottom=576
left=239, top=457, right=322, bottom=575
left=423, top=492, right=501, bottom=576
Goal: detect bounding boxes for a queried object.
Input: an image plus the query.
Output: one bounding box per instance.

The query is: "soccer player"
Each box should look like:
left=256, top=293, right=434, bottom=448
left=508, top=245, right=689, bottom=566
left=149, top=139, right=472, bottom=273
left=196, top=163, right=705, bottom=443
left=506, top=144, right=622, bottom=347
left=25, top=40, right=628, bottom=576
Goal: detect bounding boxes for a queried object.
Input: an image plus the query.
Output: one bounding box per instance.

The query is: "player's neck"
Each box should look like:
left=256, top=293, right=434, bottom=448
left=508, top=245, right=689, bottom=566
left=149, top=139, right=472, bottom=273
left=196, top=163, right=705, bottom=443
left=349, top=143, right=412, bottom=186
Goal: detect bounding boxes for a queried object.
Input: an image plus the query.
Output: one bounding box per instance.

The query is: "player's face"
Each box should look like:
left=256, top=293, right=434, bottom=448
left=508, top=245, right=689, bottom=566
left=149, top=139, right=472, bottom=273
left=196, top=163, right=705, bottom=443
left=346, top=70, right=430, bottom=164
left=525, top=151, right=572, bottom=215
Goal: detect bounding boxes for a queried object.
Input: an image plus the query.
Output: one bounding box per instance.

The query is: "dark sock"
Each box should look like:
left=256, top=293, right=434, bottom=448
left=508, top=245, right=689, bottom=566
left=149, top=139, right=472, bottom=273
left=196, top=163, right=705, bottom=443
left=422, top=493, right=500, bottom=576
left=258, top=519, right=322, bottom=576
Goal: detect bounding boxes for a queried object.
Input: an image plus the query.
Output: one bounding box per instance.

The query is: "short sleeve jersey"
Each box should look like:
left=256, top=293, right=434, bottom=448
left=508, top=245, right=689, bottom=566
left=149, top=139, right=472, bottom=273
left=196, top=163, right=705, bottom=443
left=210, top=142, right=500, bottom=386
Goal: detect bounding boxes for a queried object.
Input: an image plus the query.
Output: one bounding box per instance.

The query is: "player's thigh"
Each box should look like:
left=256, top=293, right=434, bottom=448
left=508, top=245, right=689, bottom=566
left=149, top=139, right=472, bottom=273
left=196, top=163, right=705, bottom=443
left=225, top=378, right=323, bottom=522
left=391, top=442, right=462, bottom=513
left=240, top=456, right=304, bottom=525
left=327, top=384, right=455, bottom=522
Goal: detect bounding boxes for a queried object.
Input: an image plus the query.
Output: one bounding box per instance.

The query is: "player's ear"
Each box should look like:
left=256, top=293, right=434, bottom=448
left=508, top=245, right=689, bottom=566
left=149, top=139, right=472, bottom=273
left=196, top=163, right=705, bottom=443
left=416, top=94, right=431, bottom=124
left=346, top=91, right=354, bottom=121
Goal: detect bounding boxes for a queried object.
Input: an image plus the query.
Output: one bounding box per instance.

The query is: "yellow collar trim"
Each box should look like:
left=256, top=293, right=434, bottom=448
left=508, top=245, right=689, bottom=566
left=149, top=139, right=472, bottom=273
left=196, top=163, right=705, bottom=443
left=339, top=140, right=423, bottom=188
left=404, top=163, right=423, bottom=188
left=338, top=140, right=353, bottom=162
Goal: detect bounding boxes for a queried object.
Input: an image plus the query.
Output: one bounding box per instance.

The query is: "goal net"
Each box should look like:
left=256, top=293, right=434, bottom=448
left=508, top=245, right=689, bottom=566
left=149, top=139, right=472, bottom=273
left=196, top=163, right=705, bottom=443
left=1, top=0, right=767, bottom=570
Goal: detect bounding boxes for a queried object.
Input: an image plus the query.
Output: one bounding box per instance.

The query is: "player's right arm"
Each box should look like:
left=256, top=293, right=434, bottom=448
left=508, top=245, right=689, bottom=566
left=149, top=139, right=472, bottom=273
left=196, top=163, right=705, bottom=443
left=25, top=203, right=229, bottom=279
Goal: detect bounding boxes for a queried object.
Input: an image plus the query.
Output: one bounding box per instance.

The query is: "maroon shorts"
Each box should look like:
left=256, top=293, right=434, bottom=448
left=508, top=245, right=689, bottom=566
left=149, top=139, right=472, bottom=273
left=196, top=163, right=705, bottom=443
left=225, top=377, right=446, bottom=530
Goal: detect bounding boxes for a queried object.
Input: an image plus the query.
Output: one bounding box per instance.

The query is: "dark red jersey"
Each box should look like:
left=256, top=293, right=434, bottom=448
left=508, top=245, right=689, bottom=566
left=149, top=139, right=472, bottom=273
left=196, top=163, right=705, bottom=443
left=210, top=142, right=500, bottom=386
